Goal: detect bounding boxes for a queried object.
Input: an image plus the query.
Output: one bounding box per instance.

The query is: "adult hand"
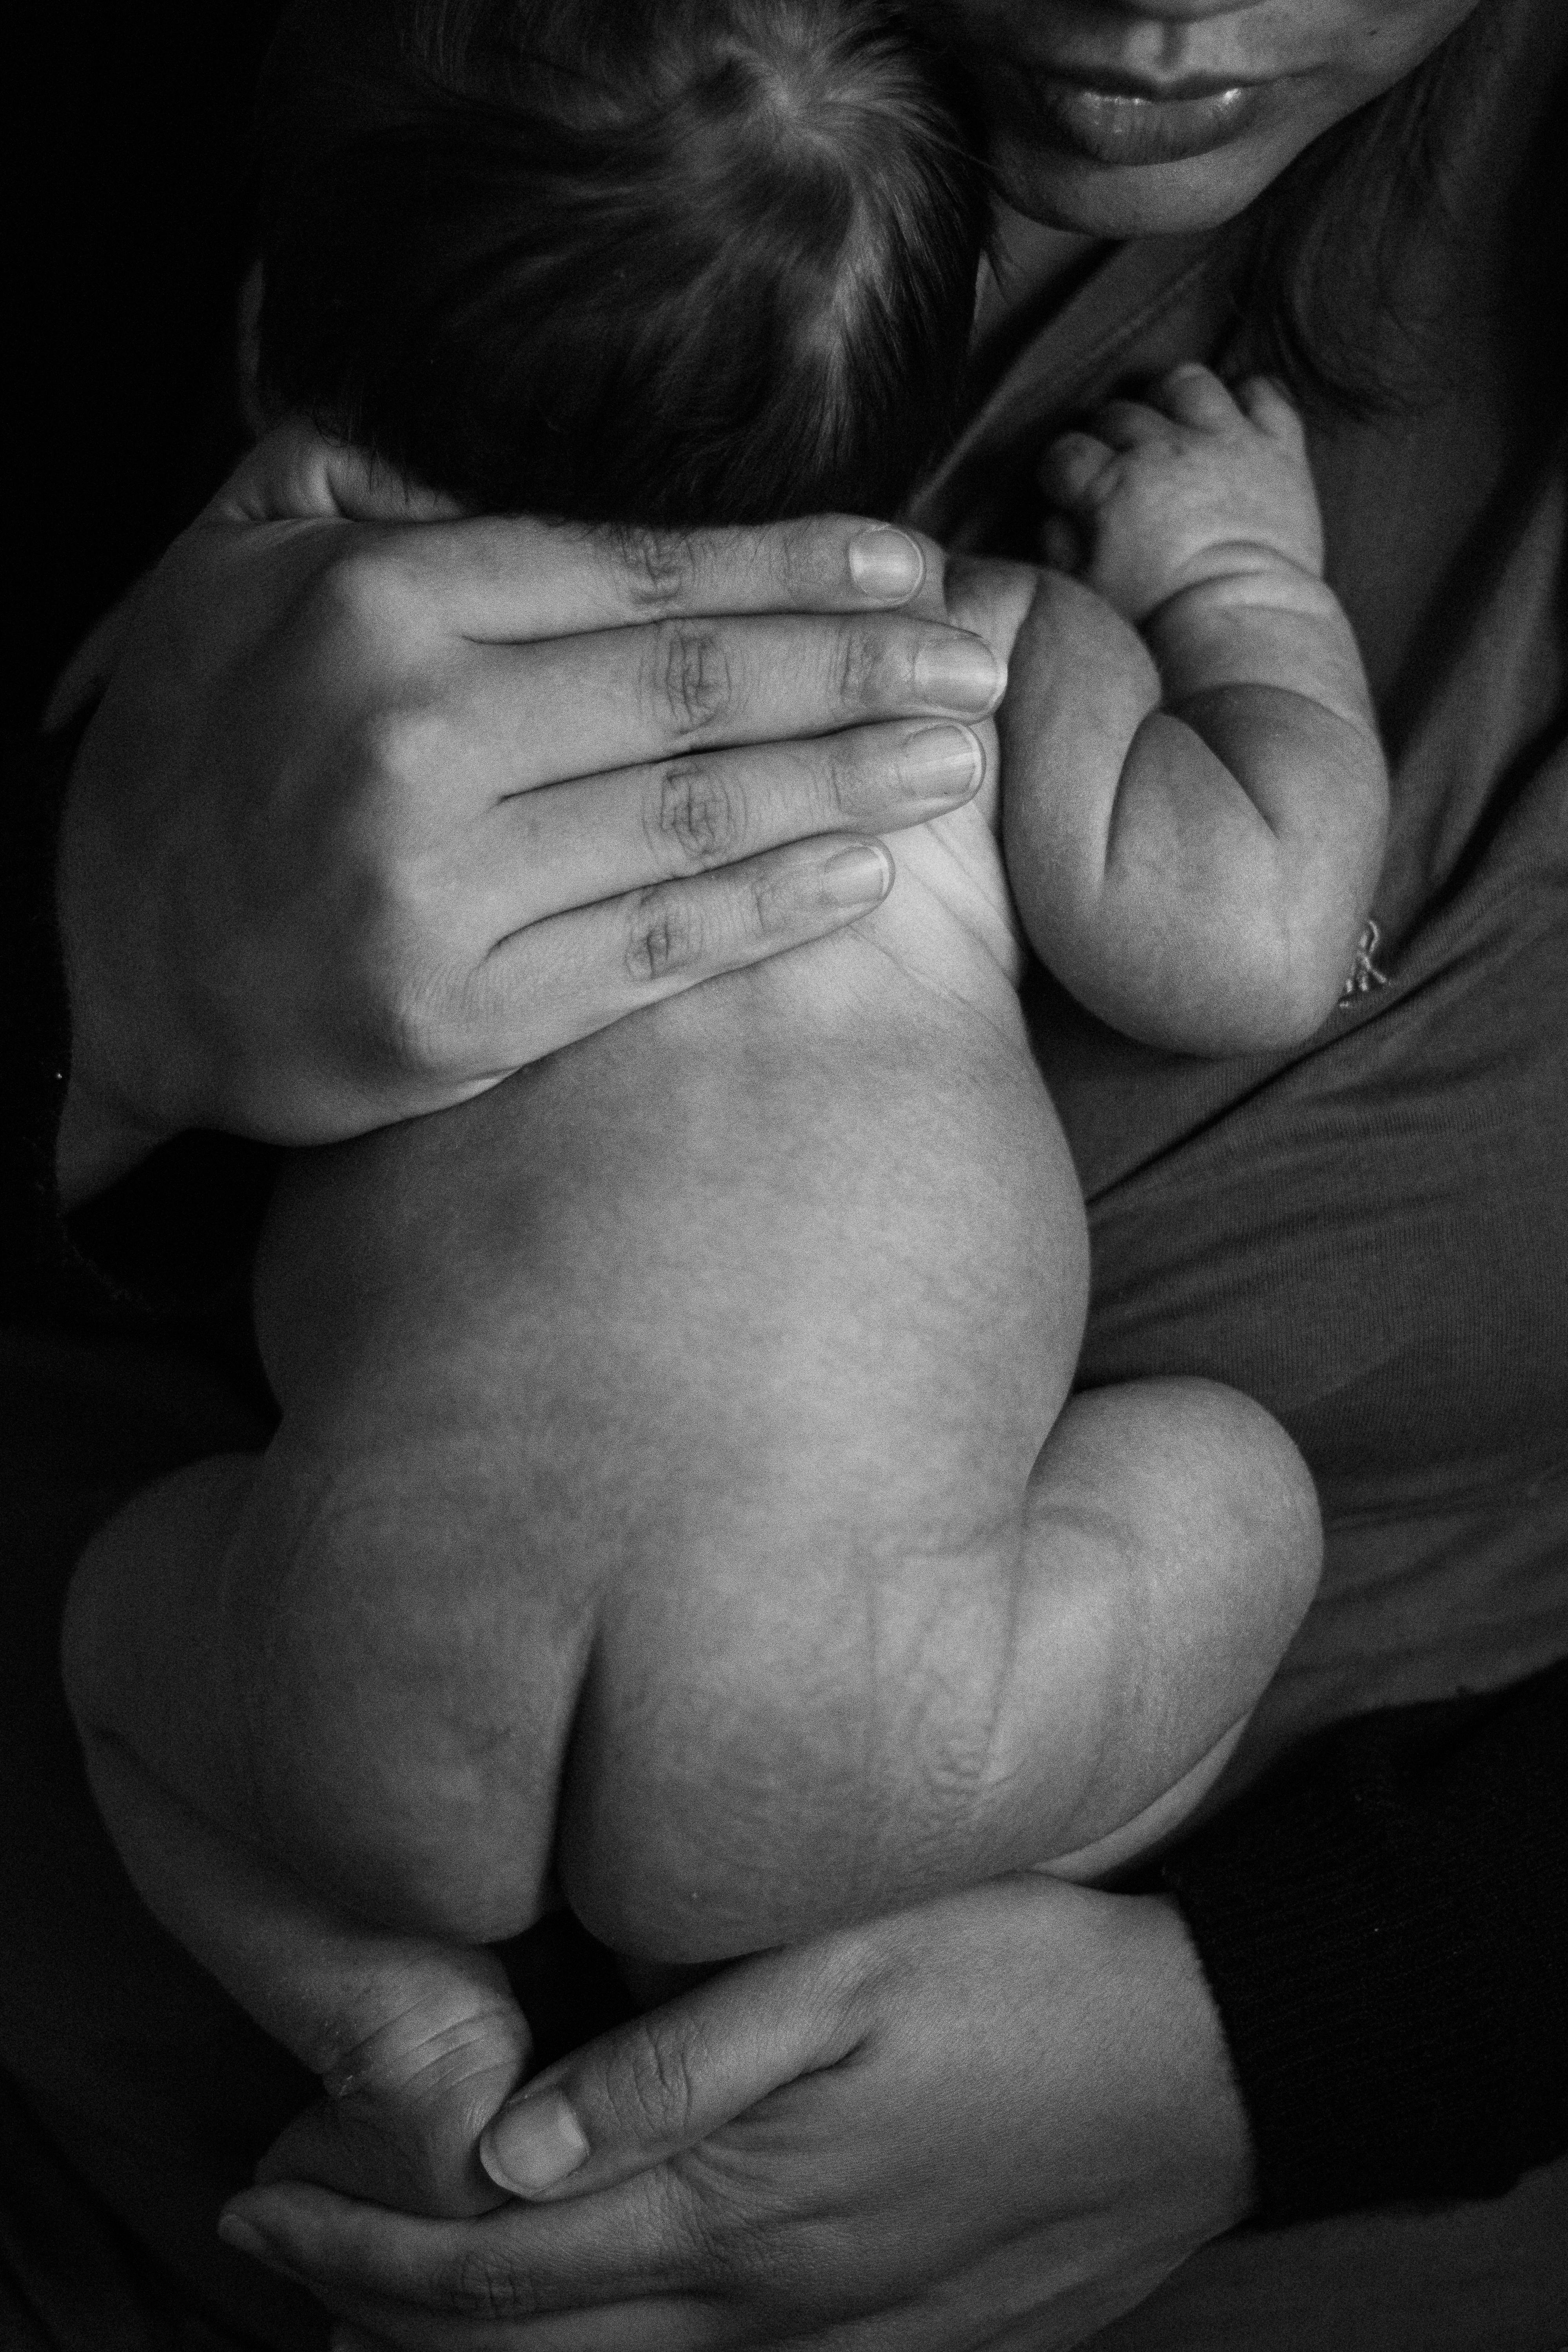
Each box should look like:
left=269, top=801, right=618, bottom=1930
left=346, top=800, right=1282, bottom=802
left=223, top=1876, right=1257, bottom=2351
left=55, top=419, right=1000, bottom=1201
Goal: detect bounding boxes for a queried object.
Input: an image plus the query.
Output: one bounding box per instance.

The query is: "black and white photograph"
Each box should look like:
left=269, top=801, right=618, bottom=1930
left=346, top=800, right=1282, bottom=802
left=6, top=1, right=1566, bottom=2346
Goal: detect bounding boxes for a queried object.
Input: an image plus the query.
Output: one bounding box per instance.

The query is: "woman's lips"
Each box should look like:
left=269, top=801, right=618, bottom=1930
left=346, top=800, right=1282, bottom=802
left=1030, top=74, right=1263, bottom=167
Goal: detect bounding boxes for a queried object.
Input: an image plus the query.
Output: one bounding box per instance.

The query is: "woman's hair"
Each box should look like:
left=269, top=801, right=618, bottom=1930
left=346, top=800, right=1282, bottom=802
left=252, top=0, right=988, bottom=526
left=1239, top=1, right=1551, bottom=419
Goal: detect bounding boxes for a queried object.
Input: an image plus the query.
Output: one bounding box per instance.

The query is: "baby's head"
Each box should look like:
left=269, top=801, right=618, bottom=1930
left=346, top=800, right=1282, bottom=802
left=252, top=0, right=987, bottom=528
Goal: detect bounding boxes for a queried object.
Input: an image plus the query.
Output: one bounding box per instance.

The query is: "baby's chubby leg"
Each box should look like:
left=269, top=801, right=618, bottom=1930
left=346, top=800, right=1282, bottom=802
left=1002, top=1378, right=1320, bottom=1878
left=62, top=1457, right=532, bottom=2222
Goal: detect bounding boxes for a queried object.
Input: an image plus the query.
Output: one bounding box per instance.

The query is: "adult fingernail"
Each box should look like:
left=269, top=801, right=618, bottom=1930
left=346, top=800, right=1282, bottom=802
left=818, top=843, right=894, bottom=909
left=481, top=2090, right=592, bottom=2198
left=848, top=526, right=924, bottom=601
left=901, top=724, right=984, bottom=802
left=913, top=637, right=1004, bottom=715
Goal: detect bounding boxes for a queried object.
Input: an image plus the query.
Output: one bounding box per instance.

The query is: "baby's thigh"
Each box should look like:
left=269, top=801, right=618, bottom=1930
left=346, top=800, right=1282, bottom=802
left=985, top=1378, right=1321, bottom=1867
left=220, top=1422, right=591, bottom=1942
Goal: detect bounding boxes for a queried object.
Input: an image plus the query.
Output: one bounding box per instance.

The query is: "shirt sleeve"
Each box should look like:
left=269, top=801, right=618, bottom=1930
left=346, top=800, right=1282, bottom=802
left=1160, top=1653, right=1568, bottom=2221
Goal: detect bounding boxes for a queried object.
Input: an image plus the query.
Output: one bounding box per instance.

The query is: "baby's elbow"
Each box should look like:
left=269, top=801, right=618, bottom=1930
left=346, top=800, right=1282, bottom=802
left=1180, top=917, right=1353, bottom=1057
left=1211, top=981, right=1338, bottom=1056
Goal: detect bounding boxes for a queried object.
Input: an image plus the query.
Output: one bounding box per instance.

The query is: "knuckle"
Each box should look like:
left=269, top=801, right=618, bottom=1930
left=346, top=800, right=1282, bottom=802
left=438, top=2245, right=536, bottom=2323
left=815, top=739, right=855, bottom=822
left=346, top=697, right=445, bottom=806
left=611, top=2020, right=702, bottom=2144
left=624, top=884, right=701, bottom=984
left=612, top=522, right=702, bottom=613
left=742, top=864, right=780, bottom=939
left=307, top=544, right=401, bottom=645
left=647, top=621, right=735, bottom=740
left=764, top=517, right=817, bottom=602
left=833, top=623, right=889, bottom=711
left=650, top=759, right=744, bottom=869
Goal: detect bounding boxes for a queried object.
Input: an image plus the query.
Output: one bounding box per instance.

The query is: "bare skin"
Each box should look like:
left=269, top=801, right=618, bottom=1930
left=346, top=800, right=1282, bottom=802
left=64, top=521, right=1319, bottom=1938
left=53, top=428, right=996, bottom=1200
left=1011, top=365, right=1385, bottom=1049
left=65, top=366, right=1381, bottom=2225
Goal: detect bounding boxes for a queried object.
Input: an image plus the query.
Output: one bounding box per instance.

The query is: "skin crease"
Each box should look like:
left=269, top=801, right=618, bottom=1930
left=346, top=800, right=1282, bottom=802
left=87, top=2, right=1504, bottom=2348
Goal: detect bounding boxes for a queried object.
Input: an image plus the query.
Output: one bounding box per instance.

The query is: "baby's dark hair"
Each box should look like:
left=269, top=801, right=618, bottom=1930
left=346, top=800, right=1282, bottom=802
left=252, top=0, right=988, bottom=527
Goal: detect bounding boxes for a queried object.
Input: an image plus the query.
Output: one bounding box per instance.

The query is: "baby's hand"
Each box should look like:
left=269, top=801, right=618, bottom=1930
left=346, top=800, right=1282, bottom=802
left=1040, top=365, right=1322, bottom=624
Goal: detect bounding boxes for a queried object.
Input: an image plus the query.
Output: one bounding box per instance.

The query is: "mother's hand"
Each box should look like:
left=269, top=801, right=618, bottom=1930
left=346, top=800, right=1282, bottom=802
left=55, top=420, right=999, bottom=1200
left=226, top=1878, right=1256, bottom=2352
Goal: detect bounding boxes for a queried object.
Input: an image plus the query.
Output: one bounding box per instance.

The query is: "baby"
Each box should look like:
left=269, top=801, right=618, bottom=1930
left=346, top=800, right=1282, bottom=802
left=64, top=0, right=1386, bottom=2208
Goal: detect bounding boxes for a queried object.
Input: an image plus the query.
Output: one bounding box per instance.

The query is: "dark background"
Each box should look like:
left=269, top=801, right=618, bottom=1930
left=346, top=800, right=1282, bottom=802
left=20, top=6, right=285, bottom=731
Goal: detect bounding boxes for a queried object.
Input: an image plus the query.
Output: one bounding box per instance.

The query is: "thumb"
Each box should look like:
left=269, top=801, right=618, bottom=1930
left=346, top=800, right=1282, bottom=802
left=211, top=416, right=463, bottom=526
left=478, top=1939, right=868, bottom=2203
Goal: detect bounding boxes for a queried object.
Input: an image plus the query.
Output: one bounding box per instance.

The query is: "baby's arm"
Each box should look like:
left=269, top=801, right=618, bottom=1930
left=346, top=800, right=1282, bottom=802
left=1002, top=365, right=1388, bottom=1054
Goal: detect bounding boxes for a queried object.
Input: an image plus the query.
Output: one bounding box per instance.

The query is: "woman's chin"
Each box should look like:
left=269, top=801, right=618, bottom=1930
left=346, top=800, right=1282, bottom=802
left=992, top=129, right=1307, bottom=240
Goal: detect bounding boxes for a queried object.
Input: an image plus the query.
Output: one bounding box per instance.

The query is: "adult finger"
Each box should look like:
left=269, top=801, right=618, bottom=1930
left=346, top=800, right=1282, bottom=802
left=325, top=2289, right=724, bottom=2352
left=478, top=1938, right=867, bottom=2204
left=465, top=610, right=1005, bottom=795
left=225, top=2163, right=708, bottom=2321
left=479, top=720, right=986, bottom=929
left=461, top=833, right=894, bottom=1074
left=213, top=431, right=933, bottom=639
left=398, top=514, right=934, bottom=643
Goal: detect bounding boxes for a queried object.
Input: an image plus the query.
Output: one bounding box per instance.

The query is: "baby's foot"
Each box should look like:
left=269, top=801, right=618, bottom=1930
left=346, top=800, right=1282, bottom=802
left=247, top=1938, right=532, bottom=2220
left=1039, top=365, right=1322, bottom=624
